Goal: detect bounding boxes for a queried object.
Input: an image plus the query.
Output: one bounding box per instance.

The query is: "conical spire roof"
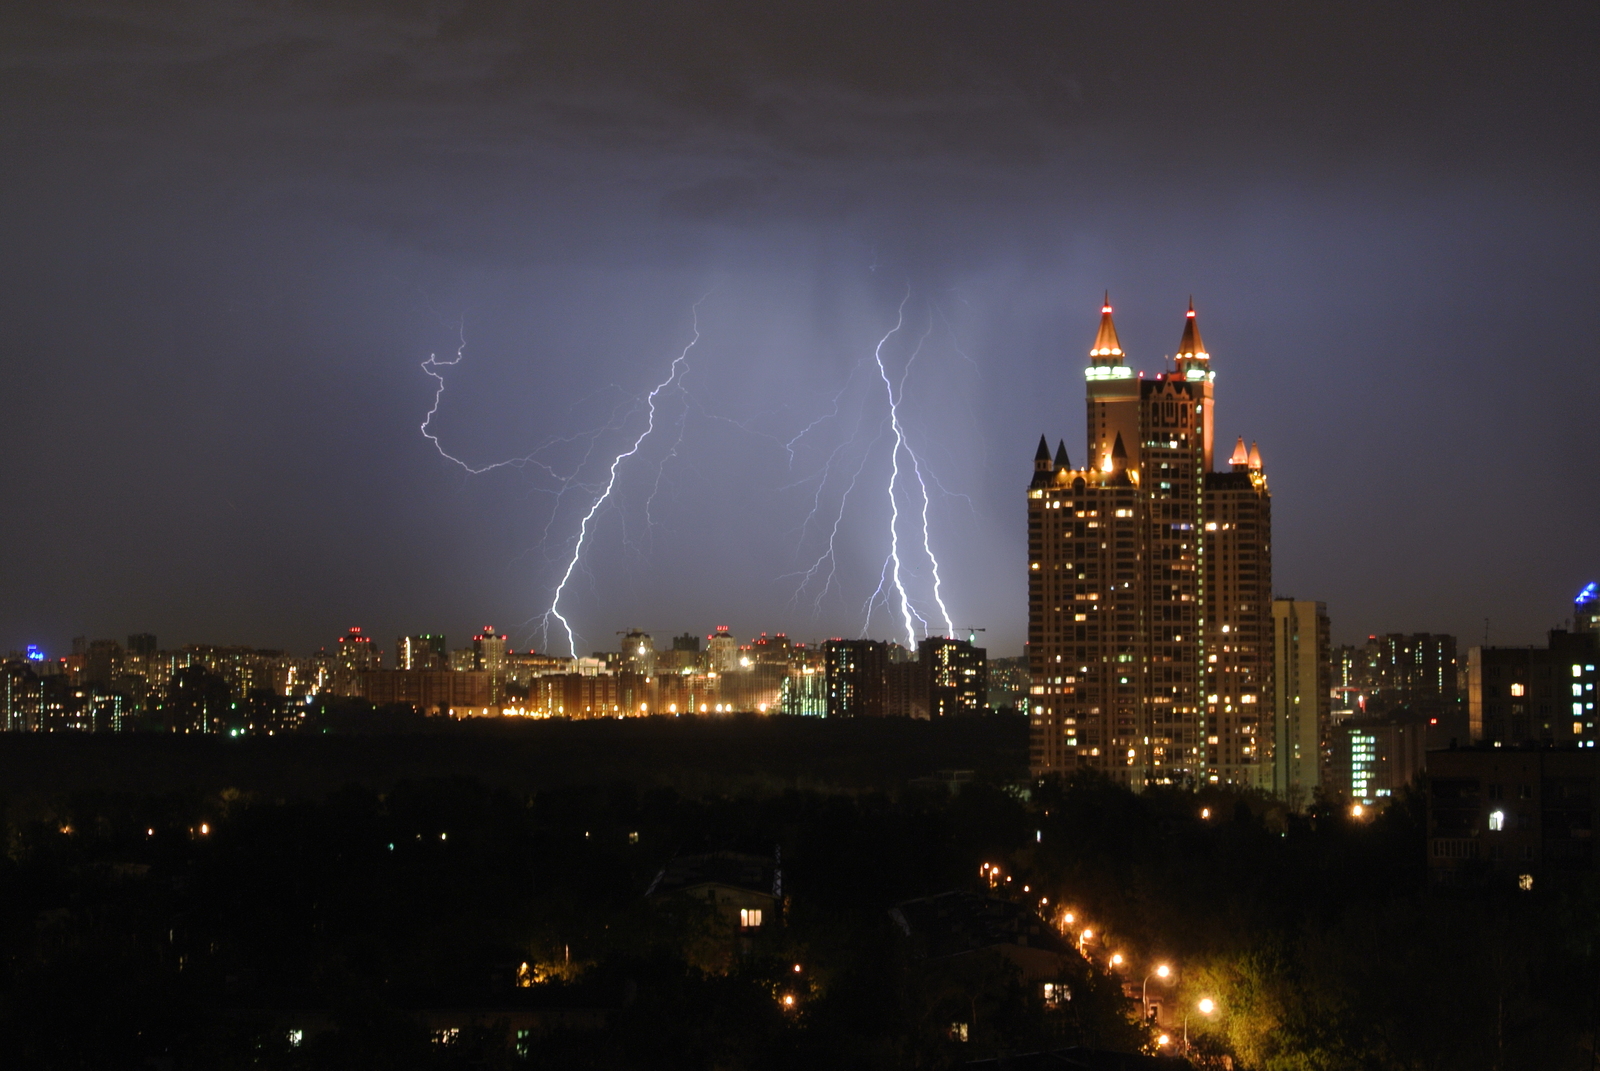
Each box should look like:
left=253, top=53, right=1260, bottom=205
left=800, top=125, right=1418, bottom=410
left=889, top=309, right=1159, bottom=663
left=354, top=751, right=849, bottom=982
left=1035, top=434, right=1051, bottom=463
left=1054, top=439, right=1071, bottom=470
left=1091, top=292, right=1124, bottom=361
left=1229, top=437, right=1248, bottom=466
left=1176, top=298, right=1208, bottom=360
left=1111, top=431, right=1127, bottom=459
left=1248, top=441, right=1262, bottom=470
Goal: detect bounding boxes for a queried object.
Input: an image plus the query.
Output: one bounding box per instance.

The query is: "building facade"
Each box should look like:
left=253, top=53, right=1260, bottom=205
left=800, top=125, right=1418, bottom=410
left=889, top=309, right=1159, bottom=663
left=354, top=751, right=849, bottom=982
left=397, top=634, right=448, bottom=671
left=1028, top=297, right=1273, bottom=788
left=824, top=639, right=888, bottom=718
left=1331, top=715, right=1425, bottom=808
left=1428, top=746, right=1599, bottom=884
left=1467, top=628, right=1599, bottom=748
left=920, top=636, right=988, bottom=717
left=1272, top=599, right=1330, bottom=804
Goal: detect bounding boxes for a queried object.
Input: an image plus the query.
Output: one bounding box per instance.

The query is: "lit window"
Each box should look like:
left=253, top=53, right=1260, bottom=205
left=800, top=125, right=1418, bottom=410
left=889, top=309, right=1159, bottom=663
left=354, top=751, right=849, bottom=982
left=1510, top=683, right=1525, bottom=697
left=740, top=908, right=763, bottom=929
left=1488, top=810, right=1506, bottom=832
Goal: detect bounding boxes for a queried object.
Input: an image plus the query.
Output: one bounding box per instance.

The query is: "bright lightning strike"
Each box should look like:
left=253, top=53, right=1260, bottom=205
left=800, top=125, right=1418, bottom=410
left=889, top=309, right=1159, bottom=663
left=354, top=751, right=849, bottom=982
left=865, top=289, right=916, bottom=646
left=539, top=297, right=707, bottom=656
left=897, top=314, right=956, bottom=641
left=867, top=286, right=957, bottom=649
left=784, top=288, right=963, bottom=646
left=420, top=324, right=565, bottom=480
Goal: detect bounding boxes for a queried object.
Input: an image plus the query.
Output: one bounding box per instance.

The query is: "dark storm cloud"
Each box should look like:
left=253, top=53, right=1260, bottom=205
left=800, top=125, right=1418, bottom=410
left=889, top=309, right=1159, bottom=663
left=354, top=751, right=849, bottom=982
left=1, top=1, right=1597, bottom=655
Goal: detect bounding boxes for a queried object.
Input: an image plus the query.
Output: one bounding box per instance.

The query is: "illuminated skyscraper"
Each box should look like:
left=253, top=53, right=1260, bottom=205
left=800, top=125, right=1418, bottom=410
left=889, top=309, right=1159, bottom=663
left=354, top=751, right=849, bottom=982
left=824, top=639, right=887, bottom=718
left=619, top=629, right=656, bottom=676
left=1577, top=582, right=1599, bottom=634
left=397, top=634, right=447, bottom=670
left=473, top=627, right=508, bottom=703
left=1028, top=297, right=1273, bottom=788
left=472, top=627, right=508, bottom=673
left=1466, top=585, right=1600, bottom=748
left=707, top=627, right=739, bottom=674
left=336, top=627, right=380, bottom=670
left=919, top=636, right=988, bottom=717
left=1272, top=599, right=1330, bottom=805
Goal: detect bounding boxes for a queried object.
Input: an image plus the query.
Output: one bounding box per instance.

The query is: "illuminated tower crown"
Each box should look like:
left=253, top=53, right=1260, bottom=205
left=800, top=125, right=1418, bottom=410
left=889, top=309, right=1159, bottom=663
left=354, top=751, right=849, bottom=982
left=1089, top=293, right=1126, bottom=368
left=1174, top=299, right=1212, bottom=381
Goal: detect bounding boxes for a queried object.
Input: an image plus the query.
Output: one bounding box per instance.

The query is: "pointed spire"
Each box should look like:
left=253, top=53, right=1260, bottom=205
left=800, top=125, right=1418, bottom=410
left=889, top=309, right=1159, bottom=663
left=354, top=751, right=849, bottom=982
left=1035, top=434, right=1051, bottom=463
left=1176, top=298, right=1208, bottom=361
left=1090, top=291, right=1124, bottom=363
left=1248, top=441, right=1263, bottom=470
left=1054, top=439, right=1070, bottom=470
left=1229, top=436, right=1248, bottom=467
left=1111, top=432, right=1127, bottom=459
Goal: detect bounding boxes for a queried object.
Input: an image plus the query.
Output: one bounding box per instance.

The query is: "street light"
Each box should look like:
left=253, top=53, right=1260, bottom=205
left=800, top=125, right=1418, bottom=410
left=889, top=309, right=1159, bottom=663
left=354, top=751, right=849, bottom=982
left=1110, top=952, right=1125, bottom=969
left=1078, top=928, right=1094, bottom=953
left=1142, top=964, right=1172, bottom=1018
left=1184, top=996, right=1217, bottom=1051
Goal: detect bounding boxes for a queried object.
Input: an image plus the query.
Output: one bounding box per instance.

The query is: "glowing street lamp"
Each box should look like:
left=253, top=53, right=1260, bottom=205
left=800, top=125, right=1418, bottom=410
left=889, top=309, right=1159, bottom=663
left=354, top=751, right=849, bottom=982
left=1110, top=952, right=1125, bottom=968
left=1142, top=964, right=1172, bottom=1017
left=1184, top=996, right=1217, bottom=1050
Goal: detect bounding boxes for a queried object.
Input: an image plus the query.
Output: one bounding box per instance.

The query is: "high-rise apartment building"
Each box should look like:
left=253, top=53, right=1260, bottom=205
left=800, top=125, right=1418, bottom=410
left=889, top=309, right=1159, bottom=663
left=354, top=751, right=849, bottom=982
left=707, top=627, right=739, bottom=674
left=920, top=636, right=988, bottom=717
left=397, top=634, right=447, bottom=671
left=1577, top=582, right=1599, bottom=634
left=1467, top=629, right=1598, bottom=748
left=1272, top=599, right=1330, bottom=804
left=619, top=630, right=656, bottom=677
left=473, top=627, right=509, bottom=704
left=824, top=639, right=888, bottom=718
left=1331, top=715, right=1425, bottom=808
left=1028, top=297, right=1273, bottom=788
left=335, top=627, right=381, bottom=673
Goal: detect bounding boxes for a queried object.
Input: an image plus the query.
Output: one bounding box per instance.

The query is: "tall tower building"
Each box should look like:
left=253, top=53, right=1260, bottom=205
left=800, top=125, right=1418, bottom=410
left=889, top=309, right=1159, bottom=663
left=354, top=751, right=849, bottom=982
left=707, top=627, right=739, bottom=674
left=1272, top=599, right=1330, bottom=805
left=397, top=634, right=447, bottom=671
left=1028, top=296, right=1273, bottom=788
left=824, top=639, right=888, bottom=718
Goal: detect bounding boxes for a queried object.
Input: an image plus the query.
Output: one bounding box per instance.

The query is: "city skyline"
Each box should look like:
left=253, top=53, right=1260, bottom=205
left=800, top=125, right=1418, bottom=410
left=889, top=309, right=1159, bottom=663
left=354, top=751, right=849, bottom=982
left=3, top=4, right=1597, bottom=658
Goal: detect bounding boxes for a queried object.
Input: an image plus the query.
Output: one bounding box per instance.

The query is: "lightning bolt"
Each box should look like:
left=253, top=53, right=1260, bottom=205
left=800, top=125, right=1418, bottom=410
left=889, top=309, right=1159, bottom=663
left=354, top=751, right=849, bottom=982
left=420, top=322, right=572, bottom=481
left=897, top=311, right=956, bottom=641
left=869, top=286, right=922, bottom=648
left=539, top=296, right=707, bottom=656
left=781, top=288, right=962, bottom=646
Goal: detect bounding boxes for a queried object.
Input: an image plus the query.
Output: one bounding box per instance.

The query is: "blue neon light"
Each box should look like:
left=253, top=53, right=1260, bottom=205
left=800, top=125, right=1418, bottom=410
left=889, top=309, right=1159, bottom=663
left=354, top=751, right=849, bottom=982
left=24, top=645, right=44, bottom=662
left=1578, top=582, right=1599, bottom=605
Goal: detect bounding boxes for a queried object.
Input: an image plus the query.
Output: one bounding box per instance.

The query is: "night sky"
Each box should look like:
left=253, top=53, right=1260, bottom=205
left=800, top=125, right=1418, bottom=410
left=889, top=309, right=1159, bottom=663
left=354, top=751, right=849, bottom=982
left=3, top=2, right=1597, bottom=658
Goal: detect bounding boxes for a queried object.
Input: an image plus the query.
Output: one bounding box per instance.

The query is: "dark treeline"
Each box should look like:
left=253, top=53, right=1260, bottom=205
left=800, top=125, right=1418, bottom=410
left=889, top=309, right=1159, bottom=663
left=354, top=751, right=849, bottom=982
left=0, top=719, right=1594, bottom=1069
left=0, top=710, right=1026, bottom=804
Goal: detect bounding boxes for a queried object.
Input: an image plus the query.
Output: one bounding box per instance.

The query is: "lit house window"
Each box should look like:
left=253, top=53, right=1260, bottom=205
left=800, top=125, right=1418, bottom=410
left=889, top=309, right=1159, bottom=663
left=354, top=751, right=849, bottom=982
left=1488, top=810, right=1506, bottom=832
left=740, top=908, right=763, bottom=929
